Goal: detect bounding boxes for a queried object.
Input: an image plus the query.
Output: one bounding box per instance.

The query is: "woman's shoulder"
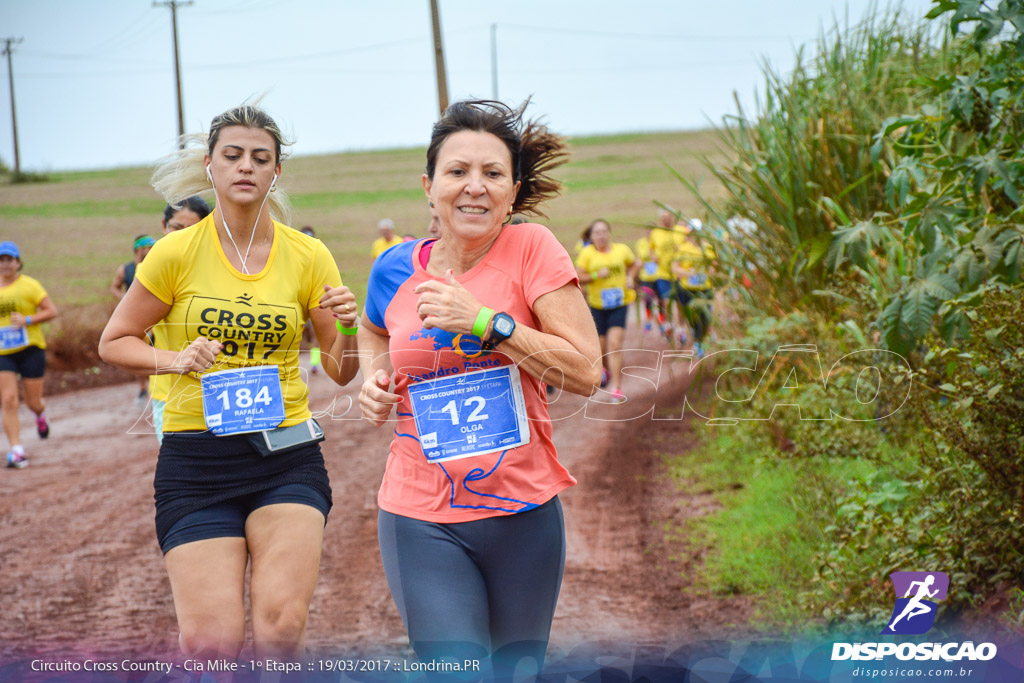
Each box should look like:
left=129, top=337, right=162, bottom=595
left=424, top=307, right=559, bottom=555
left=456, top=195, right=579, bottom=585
left=500, top=221, right=566, bottom=253
left=370, top=238, right=418, bottom=279
left=140, top=218, right=210, bottom=276
left=15, top=274, right=45, bottom=291
left=276, top=222, right=337, bottom=262
left=155, top=216, right=210, bottom=251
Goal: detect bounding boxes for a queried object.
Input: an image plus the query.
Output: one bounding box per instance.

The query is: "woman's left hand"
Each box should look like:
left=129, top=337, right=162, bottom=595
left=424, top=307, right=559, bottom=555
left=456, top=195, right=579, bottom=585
left=320, top=284, right=359, bottom=329
left=413, top=270, right=482, bottom=334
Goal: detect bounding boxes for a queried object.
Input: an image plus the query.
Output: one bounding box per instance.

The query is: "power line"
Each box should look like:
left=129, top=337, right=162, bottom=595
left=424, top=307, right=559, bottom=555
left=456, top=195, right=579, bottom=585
left=77, top=10, right=159, bottom=56
left=183, top=34, right=430, bottom=69
left=495, top=23, right=806, bottom=43
left=18, top=69, right=166, bottom=79
left=18, top=15, right=165, bottom=62
left=19, top=49, right=163, bottom=67
left=2, top=37, right=23, bottom=174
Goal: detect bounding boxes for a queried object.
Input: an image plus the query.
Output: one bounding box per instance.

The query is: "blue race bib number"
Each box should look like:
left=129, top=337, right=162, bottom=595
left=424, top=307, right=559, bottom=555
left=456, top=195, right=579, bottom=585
left=600, top=287, right=625, bottom=309
left=201, top=365, right=285, bottom=435
left=643, top=261, right=658, bottom=276
left=687, top=273, right=708, bottom=288
left=0, top=326, right=28, bottom=351
left=408, top=365, right=530, bottom=463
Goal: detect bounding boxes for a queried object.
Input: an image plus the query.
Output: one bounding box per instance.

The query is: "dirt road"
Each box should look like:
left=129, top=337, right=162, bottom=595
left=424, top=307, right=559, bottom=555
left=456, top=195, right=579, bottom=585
left=0, top=331, right=751, bottom=667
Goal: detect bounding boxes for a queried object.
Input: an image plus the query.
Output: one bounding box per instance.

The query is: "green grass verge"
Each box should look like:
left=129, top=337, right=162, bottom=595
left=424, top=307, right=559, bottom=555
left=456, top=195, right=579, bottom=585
left=665, top=424, right=878, bottom=630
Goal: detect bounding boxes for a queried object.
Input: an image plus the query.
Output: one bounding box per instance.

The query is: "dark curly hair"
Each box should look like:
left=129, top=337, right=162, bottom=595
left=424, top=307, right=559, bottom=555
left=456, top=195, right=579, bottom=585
left=424, top=99, right=569, bottom=217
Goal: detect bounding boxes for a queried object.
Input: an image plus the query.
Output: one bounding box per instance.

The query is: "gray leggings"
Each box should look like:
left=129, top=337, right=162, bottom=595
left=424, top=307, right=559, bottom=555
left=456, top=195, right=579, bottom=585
left=378, top=496, right=565, bottom=679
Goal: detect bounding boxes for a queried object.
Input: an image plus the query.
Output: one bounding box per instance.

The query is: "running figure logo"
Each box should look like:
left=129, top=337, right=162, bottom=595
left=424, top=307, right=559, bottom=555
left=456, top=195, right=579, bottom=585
left=882, top=571, right=948, bottom=635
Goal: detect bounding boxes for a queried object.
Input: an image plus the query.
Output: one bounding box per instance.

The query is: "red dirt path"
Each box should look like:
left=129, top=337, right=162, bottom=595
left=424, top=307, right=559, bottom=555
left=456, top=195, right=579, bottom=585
left=0, top=330, right=752, bottom=666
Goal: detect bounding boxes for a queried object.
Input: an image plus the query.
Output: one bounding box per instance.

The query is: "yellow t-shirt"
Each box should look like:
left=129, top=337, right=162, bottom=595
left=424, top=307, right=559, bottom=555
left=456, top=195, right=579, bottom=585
left=648, top=228, right=678, bottom=281
left=136, top=216, right=341, bottom=432
left=635, top=237, right=660, bottom=283
left=371, top=235, right=404, bottom=259
left=0, top=274, right=48, bottom=354
left=576, top=243, right=637, bottom=309
left=674, top=240, right=717, bottom=291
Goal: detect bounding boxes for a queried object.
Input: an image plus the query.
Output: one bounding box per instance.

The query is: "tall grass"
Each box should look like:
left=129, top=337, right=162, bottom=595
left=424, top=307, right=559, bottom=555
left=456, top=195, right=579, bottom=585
left=681, top=7, right=946, bottom=315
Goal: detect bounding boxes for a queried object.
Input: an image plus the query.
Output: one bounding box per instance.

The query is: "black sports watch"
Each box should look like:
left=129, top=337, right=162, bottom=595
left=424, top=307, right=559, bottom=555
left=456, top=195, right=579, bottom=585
left=484, top=312, right=516, bottom=349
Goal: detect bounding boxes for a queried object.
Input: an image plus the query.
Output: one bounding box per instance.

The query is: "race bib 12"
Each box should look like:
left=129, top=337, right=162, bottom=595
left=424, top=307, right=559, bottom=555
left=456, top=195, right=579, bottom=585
left=408, top=365, right=531, bottom=463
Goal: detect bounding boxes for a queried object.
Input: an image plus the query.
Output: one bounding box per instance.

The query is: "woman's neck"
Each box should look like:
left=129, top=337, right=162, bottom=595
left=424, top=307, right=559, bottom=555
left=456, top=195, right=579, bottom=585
left=214, top=205, right=274, bottom=246
left=0, top=272, right=18, bottom=287
left=428, top=229, right=502, bottom=276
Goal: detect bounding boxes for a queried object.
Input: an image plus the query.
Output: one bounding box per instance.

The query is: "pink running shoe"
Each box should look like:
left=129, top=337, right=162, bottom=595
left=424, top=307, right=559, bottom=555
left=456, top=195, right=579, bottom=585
left=36, top=413, right=49, bottom=439
left=610, top=388, right=626, bottom=404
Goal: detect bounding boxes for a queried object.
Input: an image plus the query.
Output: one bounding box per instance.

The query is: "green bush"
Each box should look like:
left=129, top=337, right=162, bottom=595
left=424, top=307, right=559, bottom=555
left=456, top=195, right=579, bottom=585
left=664, top=0, right=1023, bottom=630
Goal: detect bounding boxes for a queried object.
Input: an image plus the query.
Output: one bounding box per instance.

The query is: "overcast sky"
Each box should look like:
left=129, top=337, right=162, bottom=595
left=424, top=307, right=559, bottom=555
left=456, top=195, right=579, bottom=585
left=1, top=0, right=936, bottom=171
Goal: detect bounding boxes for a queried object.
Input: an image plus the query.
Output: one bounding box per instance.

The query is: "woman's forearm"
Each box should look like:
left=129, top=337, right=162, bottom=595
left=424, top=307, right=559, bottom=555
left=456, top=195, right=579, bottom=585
left=322, top=329, right=360, bottom=385
left=99, top=335, right=183, bottom=377
left=490, top=324, right=600, bottom=396
left=357, top=325, right=392, bottom=378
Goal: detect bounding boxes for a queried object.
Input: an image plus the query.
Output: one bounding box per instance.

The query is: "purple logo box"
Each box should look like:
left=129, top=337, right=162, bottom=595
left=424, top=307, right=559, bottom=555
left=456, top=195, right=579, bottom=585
left=890, top=572, right=949, bottom=602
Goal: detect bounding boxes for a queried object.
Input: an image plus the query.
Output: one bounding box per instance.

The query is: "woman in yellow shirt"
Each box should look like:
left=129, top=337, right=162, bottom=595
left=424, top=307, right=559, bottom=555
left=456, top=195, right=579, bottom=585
left=575, top=219, right=639, bottom=403
left=0, top=241, right=58, bottom=468
left=672, top=220, right=717, bottom=358
left=99, top=103, right=359, bottom=661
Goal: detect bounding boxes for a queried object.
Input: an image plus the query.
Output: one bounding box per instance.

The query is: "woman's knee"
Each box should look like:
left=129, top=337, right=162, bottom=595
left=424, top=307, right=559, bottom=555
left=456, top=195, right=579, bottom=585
left=1, top=390, right=19, bottom=411
left=177, top=615, right=244, bottom=659
left=252, top=599, right=309, bottom=645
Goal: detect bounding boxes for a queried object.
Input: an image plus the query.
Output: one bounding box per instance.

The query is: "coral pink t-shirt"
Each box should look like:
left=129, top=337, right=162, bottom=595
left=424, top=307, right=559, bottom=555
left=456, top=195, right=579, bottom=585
left=364, top=223, right=579, bottom=522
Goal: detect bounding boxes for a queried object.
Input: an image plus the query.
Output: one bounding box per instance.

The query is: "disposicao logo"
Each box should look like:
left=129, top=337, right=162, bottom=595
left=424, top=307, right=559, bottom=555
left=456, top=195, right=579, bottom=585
left=882, top=571, right=948, bottom=635
left=831, top=570, right=998, bottom=663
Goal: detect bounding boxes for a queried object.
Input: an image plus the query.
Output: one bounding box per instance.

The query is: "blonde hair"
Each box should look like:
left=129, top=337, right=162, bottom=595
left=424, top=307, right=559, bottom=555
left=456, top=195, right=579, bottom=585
left=151, top=103, right=294, bottom=225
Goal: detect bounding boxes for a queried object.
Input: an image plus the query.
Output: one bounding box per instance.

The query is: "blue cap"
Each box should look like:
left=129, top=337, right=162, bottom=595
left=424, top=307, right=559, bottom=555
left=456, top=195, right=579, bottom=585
left=0, top=241, right=19, bottom=259
left=133, top=236, right=156, bottom=250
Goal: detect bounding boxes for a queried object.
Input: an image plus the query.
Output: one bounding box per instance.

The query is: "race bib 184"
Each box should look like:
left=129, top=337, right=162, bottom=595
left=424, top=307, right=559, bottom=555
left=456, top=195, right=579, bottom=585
left=408, top=365, right=531, bottom=463
left=201, top=365, right=285, bottom=435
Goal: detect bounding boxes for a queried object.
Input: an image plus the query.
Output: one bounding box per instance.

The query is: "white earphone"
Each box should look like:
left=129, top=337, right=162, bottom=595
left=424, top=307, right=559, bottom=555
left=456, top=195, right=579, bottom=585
left=270, top=173, right=278, bottom=190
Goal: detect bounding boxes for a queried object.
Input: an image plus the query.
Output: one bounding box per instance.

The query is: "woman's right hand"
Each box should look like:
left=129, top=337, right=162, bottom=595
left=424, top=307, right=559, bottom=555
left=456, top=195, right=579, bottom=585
left=359, top=369, right=402, bottom=427
left=170, top=337, right=223, bottom=374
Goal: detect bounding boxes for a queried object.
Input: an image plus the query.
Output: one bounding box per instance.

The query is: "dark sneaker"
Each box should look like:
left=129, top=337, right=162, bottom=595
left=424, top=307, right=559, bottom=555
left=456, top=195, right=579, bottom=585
left=36, top=414, right=49, bottom=439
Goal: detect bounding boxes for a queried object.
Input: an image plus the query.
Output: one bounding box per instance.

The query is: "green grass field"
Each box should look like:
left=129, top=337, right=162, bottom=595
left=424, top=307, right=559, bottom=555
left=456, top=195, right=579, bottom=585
left=0, top=129, right=726, bottom=312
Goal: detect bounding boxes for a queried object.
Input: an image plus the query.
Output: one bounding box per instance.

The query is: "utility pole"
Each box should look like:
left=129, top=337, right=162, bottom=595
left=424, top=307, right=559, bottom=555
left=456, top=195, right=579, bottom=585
left=490, top=24, right=498, bottom=100
left=2, top=37, right=23, bottom=175
left=153, top=0, right=193, bottom=146
left=429, top=0, right=449, bottom=116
